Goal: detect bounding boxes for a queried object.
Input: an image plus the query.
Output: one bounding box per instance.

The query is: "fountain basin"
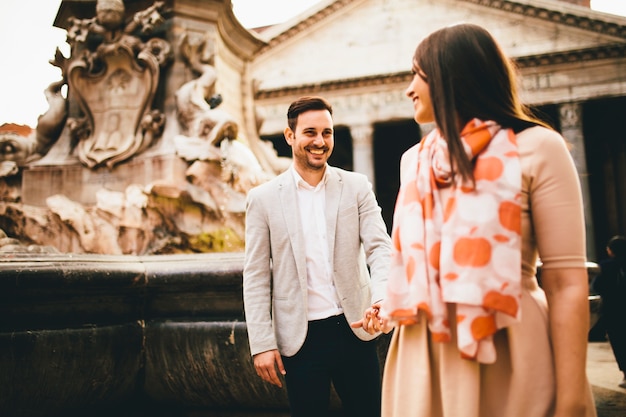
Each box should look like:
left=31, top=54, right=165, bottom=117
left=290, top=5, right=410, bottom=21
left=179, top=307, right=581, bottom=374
left=0, top=253, right=600, bottom=416
left=0, top=253, right=293, bottom=417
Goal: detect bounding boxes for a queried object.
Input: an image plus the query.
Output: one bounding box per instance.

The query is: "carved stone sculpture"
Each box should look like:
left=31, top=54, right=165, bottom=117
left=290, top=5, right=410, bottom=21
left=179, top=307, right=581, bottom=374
left=0, top=132, right=36, bottom=169
left=0, top=0, right=288, bottom=255
left=175, top=33, right=238, bottom=145
left=33, top=77, right=68, bottom=159
left=64, top=0, right=172, bottom=168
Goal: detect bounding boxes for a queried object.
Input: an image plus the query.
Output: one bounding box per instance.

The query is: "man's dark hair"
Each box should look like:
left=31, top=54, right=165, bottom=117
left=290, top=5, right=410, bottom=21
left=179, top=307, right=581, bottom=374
left=607, top=235, right=626, bottom=260
left=287, top=96, right=333, bottom=131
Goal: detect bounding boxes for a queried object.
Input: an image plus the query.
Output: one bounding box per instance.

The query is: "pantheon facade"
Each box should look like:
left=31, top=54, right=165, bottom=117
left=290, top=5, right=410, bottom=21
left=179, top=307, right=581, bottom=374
left=246, top=0, right=626, bottom=261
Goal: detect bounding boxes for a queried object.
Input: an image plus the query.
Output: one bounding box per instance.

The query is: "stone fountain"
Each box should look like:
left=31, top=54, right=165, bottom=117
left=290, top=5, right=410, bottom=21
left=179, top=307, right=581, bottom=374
left=0, top=0, right=291, bottom=256
left=0, top=1, right=348, bottom=416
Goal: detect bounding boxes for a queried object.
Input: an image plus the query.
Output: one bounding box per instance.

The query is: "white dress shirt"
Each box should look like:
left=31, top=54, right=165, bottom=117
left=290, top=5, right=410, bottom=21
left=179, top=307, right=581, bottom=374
left=292, top=166, right=343, bottom=321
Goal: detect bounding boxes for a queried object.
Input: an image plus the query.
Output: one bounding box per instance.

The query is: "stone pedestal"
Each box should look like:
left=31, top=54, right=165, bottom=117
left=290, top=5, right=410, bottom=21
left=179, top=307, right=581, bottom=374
left=22, top=153, right=189, bottom=207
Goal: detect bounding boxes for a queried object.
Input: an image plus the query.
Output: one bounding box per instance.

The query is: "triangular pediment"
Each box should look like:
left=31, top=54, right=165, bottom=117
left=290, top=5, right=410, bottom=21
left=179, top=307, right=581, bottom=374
left=252, top=0, right=626, bottom=91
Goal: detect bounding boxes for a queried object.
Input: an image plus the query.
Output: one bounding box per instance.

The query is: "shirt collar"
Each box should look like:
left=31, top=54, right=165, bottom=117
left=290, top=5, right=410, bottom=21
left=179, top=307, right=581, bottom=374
left=291, top=164, right=328, bottom=191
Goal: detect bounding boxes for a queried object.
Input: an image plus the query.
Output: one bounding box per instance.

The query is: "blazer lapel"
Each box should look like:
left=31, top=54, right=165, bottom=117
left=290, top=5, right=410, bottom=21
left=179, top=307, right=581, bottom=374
left=325, top=167, right=342, bottom=267
left=278, top=172, right=308, bottom=283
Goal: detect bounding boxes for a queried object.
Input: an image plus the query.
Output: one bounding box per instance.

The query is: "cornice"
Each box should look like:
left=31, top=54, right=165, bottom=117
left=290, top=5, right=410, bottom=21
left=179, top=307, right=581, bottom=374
left=254, top=0, right=626, bottom=59
left=54, top=1, right=266, bottom=60
left=256, top=71, right=412, bottom=100
left=256, top=0, right=359, bottom=56
left=515, top=42, right=626, bottom=67
left=173, top=0, right=266, bottom=60
left=460, top=0, right=626, bottom=39
left=255, top=43, right=626, bottom=100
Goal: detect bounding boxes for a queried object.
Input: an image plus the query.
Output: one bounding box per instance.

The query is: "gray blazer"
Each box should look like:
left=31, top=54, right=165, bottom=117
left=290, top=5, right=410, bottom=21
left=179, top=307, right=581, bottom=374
left=243, top=166, right=392, bottom=357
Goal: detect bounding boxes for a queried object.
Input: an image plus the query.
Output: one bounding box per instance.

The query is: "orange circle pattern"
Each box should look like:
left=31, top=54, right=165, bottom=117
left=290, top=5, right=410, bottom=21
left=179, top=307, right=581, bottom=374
left=382, top=119, right=522, bottom=364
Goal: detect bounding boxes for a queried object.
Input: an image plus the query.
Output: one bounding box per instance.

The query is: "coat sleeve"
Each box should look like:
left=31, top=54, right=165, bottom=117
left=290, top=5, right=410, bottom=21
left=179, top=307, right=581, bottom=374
left=356, top=174, right=392, bottom=304
left=243, top=187, right=277, bottom=356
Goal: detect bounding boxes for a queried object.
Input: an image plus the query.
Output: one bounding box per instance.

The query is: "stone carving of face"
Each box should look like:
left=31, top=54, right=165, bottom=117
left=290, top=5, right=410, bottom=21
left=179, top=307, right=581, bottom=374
left=0, top=132, right=36, bottom=166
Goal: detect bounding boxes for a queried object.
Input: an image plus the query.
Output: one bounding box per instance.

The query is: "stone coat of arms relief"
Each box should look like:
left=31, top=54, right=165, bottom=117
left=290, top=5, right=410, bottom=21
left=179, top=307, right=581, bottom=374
left=65, top=0, right=171, bottom=168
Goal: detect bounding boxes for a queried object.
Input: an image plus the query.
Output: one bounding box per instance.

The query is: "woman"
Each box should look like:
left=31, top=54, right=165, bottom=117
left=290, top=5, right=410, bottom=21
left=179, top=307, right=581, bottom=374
left=353, top=23, right=596, bottom=416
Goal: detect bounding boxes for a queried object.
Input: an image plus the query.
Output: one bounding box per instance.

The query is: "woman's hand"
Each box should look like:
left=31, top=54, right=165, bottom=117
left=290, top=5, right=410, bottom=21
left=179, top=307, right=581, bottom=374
left=350, top=302, right=394, bottom=334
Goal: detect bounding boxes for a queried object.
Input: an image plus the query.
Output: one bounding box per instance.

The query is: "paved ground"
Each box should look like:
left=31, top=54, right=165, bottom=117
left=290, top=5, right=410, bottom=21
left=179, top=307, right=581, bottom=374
left=587, top=341, right=626, bottom=416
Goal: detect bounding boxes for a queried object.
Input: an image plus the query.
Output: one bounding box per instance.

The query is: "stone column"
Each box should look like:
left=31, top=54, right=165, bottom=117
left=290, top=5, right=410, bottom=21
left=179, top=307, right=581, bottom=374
left=350, top=124, right=376, bottom=188
left=559, top=102, right=596, bottom=260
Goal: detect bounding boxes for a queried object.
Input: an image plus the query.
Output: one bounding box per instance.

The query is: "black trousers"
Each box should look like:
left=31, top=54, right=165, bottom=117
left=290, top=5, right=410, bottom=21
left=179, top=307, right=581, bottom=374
left=606, top=319, right=626, bottom=372
left=281, top=314, right=381, bottom=417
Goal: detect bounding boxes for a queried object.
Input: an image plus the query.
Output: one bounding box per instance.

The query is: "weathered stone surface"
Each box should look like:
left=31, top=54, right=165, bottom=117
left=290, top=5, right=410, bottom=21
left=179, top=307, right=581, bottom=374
left=0, top=252, right=393, bottom=416
left=1, top=324, right=144, bottom=417
left=0, top=159, right=248, bottom=255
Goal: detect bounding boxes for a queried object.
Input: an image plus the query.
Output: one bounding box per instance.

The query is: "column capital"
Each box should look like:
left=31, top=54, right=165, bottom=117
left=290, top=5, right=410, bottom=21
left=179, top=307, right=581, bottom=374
left=348, top=124, right=375, bottom=187
left=559, top=102, right=582, bottom=130
left=349, top=124, right=374, bottom=147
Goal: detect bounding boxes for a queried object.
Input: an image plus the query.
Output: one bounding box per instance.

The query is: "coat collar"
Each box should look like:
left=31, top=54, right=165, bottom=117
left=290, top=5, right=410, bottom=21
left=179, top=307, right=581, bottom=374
left=276, top=165, right=344, bottom=280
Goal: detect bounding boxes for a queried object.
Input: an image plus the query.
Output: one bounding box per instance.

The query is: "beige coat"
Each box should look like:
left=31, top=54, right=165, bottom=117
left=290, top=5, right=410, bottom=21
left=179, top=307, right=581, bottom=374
left=243, top=166, right=392, bottom=357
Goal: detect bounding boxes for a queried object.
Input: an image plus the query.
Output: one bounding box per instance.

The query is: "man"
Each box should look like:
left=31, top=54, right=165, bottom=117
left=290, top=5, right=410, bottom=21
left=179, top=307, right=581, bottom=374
left=243, top=96, right=391, bottom=417
left=592, top=235, right=626, bottom=389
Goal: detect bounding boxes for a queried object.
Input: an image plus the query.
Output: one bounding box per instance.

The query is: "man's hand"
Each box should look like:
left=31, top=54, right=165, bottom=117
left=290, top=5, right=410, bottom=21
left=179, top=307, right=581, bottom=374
left=350, top=302, right=393, bottom=334
left=253, top=349, right=286, bottom=387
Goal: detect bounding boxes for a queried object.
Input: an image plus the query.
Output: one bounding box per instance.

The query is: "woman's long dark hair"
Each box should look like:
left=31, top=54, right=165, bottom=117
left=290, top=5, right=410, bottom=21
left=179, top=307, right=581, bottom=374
left=413, top=23, right=550, bottom=183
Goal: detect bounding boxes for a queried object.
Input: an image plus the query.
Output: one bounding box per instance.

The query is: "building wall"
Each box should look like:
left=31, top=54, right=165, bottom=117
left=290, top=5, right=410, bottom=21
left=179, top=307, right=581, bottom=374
left=249, top=0, right=626, bottom=260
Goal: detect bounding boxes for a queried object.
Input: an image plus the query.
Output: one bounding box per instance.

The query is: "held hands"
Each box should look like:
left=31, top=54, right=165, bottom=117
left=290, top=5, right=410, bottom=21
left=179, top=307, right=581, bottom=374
left=253, top=349, right=286, bottom=388
left=350, top=302, right=393, bottom=334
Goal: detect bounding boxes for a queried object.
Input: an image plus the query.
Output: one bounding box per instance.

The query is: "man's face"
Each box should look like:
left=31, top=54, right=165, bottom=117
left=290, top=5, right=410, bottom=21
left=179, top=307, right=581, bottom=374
left=285, top=109, right=334, bottom=172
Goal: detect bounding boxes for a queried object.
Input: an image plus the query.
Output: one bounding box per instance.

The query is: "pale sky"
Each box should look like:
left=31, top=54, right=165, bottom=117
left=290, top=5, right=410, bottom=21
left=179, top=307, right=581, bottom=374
left=0, top=0, right=624, bottom=127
